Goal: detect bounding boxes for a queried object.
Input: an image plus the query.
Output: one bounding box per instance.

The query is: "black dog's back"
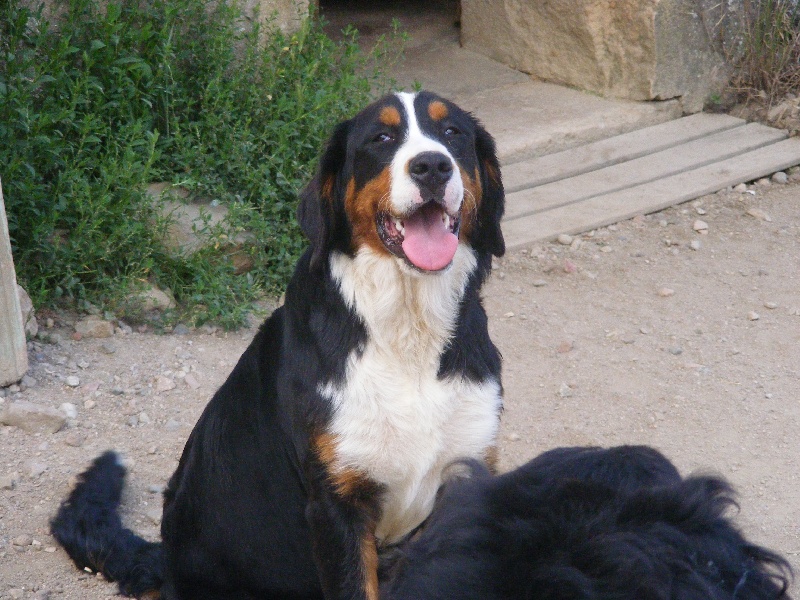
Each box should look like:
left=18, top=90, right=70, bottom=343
left=384, top=445, right=793, bottom=600
left=50, top=451, right=164, bottom=596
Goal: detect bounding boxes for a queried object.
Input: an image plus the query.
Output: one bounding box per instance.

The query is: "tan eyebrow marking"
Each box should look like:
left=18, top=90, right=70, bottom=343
left=379, top=106, right=402, bottom=127
left=428, top=100, right=449, bottom=121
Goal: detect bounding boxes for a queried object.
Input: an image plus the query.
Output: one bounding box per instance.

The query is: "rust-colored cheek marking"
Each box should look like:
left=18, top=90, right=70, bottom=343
left=458, top=166, right=482, bottom=241
left=428, top=100, right=449, bottom=121
left=380, top=106, right=402, bottom=127
left=345, top=170, right=393, bottom=257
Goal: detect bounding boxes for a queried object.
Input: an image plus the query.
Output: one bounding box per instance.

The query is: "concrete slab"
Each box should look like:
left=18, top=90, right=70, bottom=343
left=322, top=0, right=682, bottom=163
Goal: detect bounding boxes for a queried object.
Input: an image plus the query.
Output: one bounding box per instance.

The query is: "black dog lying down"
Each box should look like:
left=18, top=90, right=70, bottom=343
left=52, top=445, right=792, bottom=600
left=382, top=445, right=793, bottom=600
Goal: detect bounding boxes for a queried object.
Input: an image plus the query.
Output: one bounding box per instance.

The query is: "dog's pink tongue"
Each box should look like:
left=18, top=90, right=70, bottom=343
left=401, top=204, right=458, bottom=271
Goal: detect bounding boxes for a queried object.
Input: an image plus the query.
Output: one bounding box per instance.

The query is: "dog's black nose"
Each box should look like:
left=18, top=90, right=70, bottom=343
left=409, top=152, right=453, bottom=196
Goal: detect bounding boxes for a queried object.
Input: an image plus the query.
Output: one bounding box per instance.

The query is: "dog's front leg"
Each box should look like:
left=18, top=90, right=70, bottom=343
left=307, top=435, right=384, bottom=600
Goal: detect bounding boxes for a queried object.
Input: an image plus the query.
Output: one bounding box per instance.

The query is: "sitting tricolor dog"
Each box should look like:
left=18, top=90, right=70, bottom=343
left=52, top=91, right=506, bottom=600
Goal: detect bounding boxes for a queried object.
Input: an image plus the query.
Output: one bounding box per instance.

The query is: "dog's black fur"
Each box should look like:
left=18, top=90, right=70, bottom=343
left=52, top=91, right=506, bottom=600
left=382, top=445, right=793, bottom=600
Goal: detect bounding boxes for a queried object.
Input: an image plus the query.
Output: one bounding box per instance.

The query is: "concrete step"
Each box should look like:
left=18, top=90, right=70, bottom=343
left=503, top=136, right=800, bottom=249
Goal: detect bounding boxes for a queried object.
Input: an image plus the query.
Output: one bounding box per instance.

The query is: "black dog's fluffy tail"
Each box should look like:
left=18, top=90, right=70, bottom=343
left=50, top=451, right=164, bottom=597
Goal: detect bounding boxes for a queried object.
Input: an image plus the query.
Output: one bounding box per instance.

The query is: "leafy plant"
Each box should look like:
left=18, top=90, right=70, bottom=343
left=0, top=0, right=402, bottom=328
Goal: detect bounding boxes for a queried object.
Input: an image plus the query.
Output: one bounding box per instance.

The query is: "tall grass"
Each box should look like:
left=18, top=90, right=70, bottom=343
left=730, top=0, right=800, bottom=103
left=0, top=0, right=401, bottom=328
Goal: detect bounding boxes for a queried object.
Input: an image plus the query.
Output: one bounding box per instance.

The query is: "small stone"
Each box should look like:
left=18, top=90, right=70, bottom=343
left=556, top=340, right=574, bottom=354
left=127, top=415, right=139, bottom=427
left=693, top=220, right=708, bottom=233
left=695, top=207, right=707, bottom=215
left=60, top=403, right=78, bottom=419
left=771, top=171, right=788, bottom=184
left=1, top=472, right=19, bottom=490
left=748, top=311, right=760, bottom=321
left=20, top=374, right=37, bottom=388
left=165, top=418, right=182, bottom=431
left=733, top=183, right=748, bottom=192
left=147, top=445, right=158, bottom=455
left=9, top=384, right=20, bottom=393
left=148, top=484, right=165, bottom=494
left=764, top=301, right=779, bottom=310
left=505, top=433, right=521, bottom=442
left=99, top=341, right=116, bottom=354
left=9, top=588, right=24, bottom=600
left=13, top=535, right=32, bottom=546
left=563, top=259, right=577, bottom=273
left=746, top=208, right=772, bottom=222
left=129, top=285, right=176, bottom=312
left=790, top=307, right=800, bottom=316
left=184, top=374, right=200, bottom=390
left=111, top=387, right=125, bottom=396
left=658, top=287, right=675, bottom=297
left=558, top=382, right=573, bottom=398
left=138, top=411, right=151, bottom=425
left=84, top=399, right=96, bottom=409
left=65, top=376, right=80, bottom=387
left=756, top=177, right=771, bottom=187
left=669, top=347, right=683, bottom=356
left=0, top=401, right=66, bottom=434
left=557, top=233, right=573, bottom=245
left=64, top=431, right=85, bottom=447
left=689, top=240, right=702, bottom=251
left=145, top=508, right=162, bottom=525
left=154, top=376, right=176, bottom=394
left=172, top=324, right=191, bottom=335
left=34, top=590, right=51, bottom=600
left=74, top=317, right=114, bottom=339
left=503, top=312, right=515, bottom=318
left=26, top=460, right=47, bottom=477
left=44, top=546, right=57, bottom=553
left=531, top=279, right=548, bottom=287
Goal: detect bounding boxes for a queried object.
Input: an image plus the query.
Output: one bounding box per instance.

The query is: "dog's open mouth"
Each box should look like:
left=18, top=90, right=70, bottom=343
left=378, top=202, right=461, bottom=271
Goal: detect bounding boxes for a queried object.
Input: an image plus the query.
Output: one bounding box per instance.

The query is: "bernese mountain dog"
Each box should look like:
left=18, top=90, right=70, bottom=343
left=51, top=91, right=506, bottom=600
left=382, top=445, right=793, bottom=600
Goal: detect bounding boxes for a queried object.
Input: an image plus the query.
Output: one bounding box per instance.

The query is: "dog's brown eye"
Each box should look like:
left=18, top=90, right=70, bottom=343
left=373, top=132, right=394, bottom=143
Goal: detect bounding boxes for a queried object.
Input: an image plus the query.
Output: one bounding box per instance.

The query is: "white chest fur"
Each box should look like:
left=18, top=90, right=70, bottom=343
left=321, top=248, right=502, bottom=544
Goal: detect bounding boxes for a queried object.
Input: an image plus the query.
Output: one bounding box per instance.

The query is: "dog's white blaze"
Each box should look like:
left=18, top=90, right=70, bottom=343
left=390, top=92, right=463, bottom=216
left=322, top=246, right=501, bottom=544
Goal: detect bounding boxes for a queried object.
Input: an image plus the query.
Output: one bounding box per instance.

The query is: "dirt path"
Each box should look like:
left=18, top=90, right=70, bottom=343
left=1, top=181, right=798, bottom=598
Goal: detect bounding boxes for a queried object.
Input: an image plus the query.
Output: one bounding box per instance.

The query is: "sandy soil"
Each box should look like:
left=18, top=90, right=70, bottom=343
left=1, top=180, right=798, bottom=598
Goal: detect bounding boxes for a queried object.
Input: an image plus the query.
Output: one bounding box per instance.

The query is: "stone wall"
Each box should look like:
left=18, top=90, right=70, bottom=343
left=461, top=0, right=739, bottom=113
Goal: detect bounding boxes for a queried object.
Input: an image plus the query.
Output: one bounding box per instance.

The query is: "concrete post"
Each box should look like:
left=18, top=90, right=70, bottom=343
left=0, top=178, right=28, bottom=386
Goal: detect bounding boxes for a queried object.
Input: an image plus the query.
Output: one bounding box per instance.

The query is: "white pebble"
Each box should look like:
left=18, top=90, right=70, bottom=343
left=771, top=171, right=788, bottom=184
left=764, top=301, right=778, bottom=310
left=693, top=220, right=708, bottom=233
left=658, top=287, right=675, bottom=297
left=689, top=240, right=702, bottom=251
left=557, top=233, right=573, bottom=245
left=733, top=183, right=748, bottom=192
left=747, top=311, right=760, bottom=321
left=746, top=208, right=772, bottom=222
left=60, top=403, right=78, bottom=419
left=65, top=376, right=80, bottom=388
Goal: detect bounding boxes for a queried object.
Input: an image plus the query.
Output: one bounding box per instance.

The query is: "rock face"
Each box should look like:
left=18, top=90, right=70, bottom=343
left=461, top=0, right=735, bottom=113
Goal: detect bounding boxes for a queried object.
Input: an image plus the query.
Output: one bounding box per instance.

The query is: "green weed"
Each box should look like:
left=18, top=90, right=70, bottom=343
left=1, top=0, right=401, bottom=328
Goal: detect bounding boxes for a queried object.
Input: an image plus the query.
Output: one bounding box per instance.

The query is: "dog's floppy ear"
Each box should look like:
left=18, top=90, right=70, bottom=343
left=473, top=122, right=505, bottom=257
left=298, top=120, right=351, bottom=271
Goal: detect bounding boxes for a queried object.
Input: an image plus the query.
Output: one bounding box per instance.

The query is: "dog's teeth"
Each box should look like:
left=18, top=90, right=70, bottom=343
left=443, top=214, right=451, bottom=230
left=393, top=218, right=405, bottom=236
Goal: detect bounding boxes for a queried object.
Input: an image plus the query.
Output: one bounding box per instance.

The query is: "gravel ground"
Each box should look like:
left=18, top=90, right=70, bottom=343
left=1, top=179, right=798, bottom=599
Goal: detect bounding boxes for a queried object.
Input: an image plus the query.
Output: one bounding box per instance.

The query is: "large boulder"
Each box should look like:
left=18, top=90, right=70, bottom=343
left=461, top=0, right=737, bottom=113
